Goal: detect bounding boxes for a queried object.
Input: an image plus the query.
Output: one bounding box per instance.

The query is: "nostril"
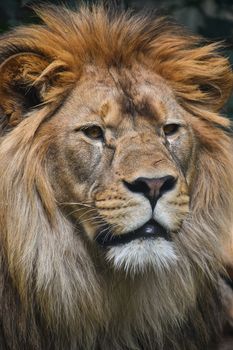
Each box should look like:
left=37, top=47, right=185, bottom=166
left=160, top=175, right=177, bottom=196
left=123, top=175, right=177, bottom=208
left=123, top=180, right=149, bottom=195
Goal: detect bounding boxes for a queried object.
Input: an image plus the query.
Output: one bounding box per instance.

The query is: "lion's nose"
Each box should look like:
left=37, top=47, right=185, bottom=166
left=124, top=175, right=177, bottom=209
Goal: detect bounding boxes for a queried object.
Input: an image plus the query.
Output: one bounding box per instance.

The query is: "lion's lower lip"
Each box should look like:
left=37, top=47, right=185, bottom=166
left=95, top=220, right=170, bottom=247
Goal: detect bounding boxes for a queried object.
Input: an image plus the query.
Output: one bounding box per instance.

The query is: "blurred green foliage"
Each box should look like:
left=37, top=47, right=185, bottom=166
left=0, top=0, right=232, bottom=117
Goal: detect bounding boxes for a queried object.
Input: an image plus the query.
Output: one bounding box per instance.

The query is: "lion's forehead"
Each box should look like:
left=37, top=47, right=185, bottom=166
left=62, top=66, right=184, bottom=131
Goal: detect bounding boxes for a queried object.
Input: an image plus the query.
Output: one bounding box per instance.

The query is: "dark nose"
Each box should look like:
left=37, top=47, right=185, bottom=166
left=124, top=175, right=177, bottom=209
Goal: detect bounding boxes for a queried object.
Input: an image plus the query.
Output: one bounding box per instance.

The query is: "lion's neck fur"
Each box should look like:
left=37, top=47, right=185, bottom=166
left=0, top=229, right=222, bottom=350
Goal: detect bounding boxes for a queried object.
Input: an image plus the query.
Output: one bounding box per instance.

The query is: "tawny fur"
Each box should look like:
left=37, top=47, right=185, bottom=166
left=0, top=4, right=232, bottom=350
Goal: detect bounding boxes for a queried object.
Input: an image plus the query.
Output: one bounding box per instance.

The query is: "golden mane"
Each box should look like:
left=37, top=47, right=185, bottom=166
left=0, top=4, right=232, bottom=126
left=0, top=4, right=232, bottom=350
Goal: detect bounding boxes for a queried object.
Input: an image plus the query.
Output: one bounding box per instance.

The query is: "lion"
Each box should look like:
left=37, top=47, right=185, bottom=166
left=0, top=3, right=232, bottom=350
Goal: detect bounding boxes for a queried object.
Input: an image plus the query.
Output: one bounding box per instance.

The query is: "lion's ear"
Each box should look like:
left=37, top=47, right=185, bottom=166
left=0, top=53, right=51, bottom=132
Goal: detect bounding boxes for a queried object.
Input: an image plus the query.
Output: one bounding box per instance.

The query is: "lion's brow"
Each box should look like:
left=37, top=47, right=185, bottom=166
left=136, top=100, right=164, bottom=120
left=118, top=94, right=165, bottom=121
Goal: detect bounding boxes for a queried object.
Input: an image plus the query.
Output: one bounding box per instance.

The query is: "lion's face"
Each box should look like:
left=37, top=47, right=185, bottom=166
left=47, top=65, right=194, bottom=273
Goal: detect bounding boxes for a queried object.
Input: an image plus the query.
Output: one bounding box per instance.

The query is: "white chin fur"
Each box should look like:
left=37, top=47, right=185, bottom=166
left=106, top=238, right=178, bottom=275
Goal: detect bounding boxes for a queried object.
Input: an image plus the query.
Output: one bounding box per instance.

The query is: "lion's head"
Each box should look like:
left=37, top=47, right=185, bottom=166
left=0, top=5, right=232, bottom=350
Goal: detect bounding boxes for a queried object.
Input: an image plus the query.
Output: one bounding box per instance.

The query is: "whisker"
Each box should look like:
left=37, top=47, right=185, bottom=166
left=95, top=226, right=113, bottom=243
left=76, top=209, right=97, bottom=220
left=78, top=216, right=105, bottom=226
left=68, top=207, right=97, bottom=217
left=59, top=201, right=94, bottom=208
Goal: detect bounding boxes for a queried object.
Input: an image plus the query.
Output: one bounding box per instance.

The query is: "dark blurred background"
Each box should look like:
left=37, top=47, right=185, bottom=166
left=0, top=0, right=232, bottom=117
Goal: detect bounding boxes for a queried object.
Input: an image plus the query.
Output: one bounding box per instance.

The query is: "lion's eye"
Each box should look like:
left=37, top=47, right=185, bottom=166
left=82, top=125, right=104, bottom=141
left=163, top=124, right=180, bottom=137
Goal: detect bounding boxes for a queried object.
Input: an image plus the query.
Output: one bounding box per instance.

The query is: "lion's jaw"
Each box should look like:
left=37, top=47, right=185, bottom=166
left=48, top=65, right=193, bottom=275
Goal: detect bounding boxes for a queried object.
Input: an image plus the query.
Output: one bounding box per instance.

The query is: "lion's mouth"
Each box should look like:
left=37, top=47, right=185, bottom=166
left=95, top=220, right=170, bottom=247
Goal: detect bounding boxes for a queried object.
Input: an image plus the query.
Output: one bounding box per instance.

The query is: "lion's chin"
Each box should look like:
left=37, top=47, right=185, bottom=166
left=105, top=238, right=178, bottom=275
left=95, top=220, right=178, bottom=274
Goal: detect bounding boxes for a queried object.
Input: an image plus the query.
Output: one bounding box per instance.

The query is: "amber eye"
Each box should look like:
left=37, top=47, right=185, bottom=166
left=163, top=124, right=180, bottom=137
left=82, top=125, right=104, bottom=141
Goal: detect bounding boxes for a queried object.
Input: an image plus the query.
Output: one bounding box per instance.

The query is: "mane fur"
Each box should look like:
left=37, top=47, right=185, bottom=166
left=0, top=4, right=232, bottom=349
left=0, top=4, right=232, bottom=116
